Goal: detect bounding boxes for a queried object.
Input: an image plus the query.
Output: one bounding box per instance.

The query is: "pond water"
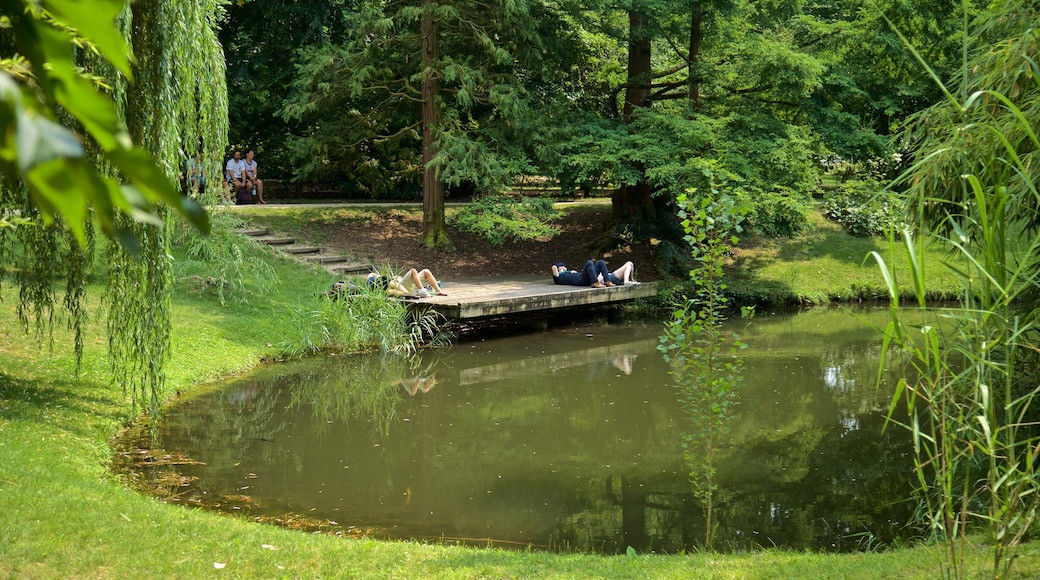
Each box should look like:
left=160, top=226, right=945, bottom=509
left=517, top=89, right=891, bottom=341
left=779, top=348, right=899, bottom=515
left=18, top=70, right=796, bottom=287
left=122, top=306, right=918, bottom=554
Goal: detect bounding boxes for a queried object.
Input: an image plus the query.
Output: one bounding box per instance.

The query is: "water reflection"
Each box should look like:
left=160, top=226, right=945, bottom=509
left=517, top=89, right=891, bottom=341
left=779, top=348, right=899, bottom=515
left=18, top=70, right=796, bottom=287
left=124, top=308, right=916, bottom=553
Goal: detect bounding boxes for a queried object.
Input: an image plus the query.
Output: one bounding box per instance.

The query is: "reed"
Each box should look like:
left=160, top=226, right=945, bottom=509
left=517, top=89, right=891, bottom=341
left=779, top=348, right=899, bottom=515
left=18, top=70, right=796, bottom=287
left=874, top=4, right=1040, bottom=575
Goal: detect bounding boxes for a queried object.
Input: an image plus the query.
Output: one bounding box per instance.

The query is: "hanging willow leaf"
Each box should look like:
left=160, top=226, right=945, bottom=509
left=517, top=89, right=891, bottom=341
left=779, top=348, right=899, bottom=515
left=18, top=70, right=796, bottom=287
left=43, top=0, right=132, bottom=78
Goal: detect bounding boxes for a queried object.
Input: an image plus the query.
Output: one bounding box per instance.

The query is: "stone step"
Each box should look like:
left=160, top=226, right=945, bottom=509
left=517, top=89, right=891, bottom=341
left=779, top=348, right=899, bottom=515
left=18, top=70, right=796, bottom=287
left=255, top=236, right=295, bottom=246
left=281, top=245, right=321, bottom=255
left=303, top=254, right=357, bottom=265
left=328, top=263, right=376, bottom=276
left=238, top=228, right=270, bottom=237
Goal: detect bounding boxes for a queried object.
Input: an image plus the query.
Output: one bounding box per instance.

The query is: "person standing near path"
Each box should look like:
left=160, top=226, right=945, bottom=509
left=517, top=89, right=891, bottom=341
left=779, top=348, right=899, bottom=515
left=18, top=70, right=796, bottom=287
left=244, top=149, right=265, bottom=204
left=185, top=150, right=205, bottom=195
left=225, top=149, right=250, bottom=204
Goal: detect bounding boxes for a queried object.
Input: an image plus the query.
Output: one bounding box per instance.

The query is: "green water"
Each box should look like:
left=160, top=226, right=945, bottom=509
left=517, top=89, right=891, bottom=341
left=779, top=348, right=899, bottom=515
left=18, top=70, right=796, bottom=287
left=127, top=306, right=917, bottom=553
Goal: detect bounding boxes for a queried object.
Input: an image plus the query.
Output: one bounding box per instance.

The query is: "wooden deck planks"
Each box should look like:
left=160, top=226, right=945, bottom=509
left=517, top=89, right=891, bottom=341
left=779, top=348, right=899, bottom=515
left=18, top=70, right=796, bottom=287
left=409, top=274, right=657, bottom=320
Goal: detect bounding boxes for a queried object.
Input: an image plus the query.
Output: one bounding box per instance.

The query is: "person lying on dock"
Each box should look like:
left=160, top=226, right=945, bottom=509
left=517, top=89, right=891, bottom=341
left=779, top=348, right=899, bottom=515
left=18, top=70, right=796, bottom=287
left=606, top=261, right=639, bottom=285
left=551, top=260, right=612, bottom=288
left=367, top=268, right=447, bottom=297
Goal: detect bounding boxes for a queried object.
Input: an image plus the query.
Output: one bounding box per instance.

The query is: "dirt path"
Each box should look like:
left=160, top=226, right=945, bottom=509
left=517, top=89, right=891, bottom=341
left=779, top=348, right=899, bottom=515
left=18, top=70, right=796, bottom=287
left=247, top=203, right=656, bottom=281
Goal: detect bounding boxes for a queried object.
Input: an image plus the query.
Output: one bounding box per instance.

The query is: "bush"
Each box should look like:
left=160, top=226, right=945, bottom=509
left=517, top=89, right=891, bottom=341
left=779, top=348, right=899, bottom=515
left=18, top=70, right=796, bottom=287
left=741, top=191, right=812, bottom=237
left=449, top=194, right=562, bottom=246
left=821, top=180, right=903, bottom=237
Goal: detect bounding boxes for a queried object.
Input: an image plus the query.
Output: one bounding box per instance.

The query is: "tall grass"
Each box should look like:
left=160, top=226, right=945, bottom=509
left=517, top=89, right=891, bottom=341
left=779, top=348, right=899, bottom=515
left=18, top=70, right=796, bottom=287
left=279, top=281, right=443, bottom=357
left=874, top=17, right=1040, bottom=576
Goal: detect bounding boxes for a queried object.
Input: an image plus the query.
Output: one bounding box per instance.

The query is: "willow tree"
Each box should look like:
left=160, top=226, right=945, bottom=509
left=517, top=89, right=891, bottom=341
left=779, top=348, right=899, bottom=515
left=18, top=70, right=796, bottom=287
left=0, top=0, right=227, bottom=411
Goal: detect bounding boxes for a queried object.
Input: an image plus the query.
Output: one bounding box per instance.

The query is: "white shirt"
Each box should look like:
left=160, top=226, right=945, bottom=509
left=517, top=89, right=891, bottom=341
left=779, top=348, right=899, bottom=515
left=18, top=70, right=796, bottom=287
left=226, top=158, right=246, bottom=180
left=244, top=159, right=257, bottom=178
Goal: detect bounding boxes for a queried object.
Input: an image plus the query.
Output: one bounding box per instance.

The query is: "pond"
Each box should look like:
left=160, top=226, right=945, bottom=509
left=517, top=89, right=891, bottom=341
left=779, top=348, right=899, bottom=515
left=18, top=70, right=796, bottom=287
left=118, top=306, right=918, bottom=554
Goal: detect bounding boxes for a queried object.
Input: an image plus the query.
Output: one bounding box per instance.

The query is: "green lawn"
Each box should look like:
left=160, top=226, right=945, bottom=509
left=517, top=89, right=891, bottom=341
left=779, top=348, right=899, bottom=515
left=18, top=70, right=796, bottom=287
left=1, top=215, right=1038, bottom=578
left=726, top=212, right=965, bottom=304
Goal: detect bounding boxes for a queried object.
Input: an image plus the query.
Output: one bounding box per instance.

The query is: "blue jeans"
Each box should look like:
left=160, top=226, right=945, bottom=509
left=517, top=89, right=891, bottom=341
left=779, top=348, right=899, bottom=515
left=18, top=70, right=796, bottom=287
left=553, top=260, right=610, bottom=285
left=583, top=260, right=609, bottom=285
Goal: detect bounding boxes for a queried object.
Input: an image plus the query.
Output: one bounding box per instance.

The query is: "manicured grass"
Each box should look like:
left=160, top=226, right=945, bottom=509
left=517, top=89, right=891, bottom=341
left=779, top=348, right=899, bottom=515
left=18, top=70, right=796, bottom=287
left=727, top=212, right=965, bottom=304
left=2, top=222, right=1039, bottom=578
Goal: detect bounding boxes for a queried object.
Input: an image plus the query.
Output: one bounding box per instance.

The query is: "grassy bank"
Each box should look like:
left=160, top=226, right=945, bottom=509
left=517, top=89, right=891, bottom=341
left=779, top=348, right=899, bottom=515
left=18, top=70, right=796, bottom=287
left=726, top=212, right=964, bottom=305
left=1, top=218, right=1038, bottom=578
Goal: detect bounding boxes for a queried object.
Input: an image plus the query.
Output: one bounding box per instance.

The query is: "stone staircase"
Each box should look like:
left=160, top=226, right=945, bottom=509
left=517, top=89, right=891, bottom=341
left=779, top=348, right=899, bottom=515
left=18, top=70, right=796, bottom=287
left=238, top=227, right=375, bottom=277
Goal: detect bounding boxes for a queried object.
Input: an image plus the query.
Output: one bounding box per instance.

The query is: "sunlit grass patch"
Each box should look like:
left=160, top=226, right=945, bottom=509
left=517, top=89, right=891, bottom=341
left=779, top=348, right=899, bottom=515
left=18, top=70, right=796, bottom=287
left=727, top=211, right=964, bottom=304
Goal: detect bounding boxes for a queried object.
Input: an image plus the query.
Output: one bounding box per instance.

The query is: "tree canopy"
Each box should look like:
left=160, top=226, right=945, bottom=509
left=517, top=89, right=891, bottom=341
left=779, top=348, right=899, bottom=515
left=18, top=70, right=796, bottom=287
left=257, top=0, right=972, bottom=250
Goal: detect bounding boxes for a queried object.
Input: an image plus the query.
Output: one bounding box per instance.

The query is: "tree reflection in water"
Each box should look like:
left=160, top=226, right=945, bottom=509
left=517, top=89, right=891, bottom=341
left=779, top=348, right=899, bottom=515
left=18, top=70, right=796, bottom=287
left=124, top=310, right=919, bottom=554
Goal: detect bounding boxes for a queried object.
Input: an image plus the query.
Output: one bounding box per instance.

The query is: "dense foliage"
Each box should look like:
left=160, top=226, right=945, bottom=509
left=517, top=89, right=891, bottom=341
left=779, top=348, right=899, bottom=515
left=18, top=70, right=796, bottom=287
left=228, top=0, right=970, bottom=248
left=219, top=0, right=353, bottom=178
left=821, top=179, right=904, bottom=237
left=875, top=1, right=1040, bottom=577
left=0, top=0, right=227, bottom=411
left=449, top=195, right=562, bottom=246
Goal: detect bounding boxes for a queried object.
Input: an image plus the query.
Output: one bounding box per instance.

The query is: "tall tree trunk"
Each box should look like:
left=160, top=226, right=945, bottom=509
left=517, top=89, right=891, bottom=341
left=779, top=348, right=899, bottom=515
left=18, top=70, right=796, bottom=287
left=689, top=5, right=703, bottom=110
left=614, top=10, right=655, bottom=222
left=420, top=0, right=453, bottom=249
left=621, top=11, right=652, bottom=124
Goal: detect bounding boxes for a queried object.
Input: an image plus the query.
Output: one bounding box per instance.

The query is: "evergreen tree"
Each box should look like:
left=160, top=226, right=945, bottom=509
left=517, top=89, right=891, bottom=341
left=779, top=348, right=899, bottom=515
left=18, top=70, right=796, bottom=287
left=283, top=0, right=561, bottom=249
left=220, top=0, right=353, bottom=177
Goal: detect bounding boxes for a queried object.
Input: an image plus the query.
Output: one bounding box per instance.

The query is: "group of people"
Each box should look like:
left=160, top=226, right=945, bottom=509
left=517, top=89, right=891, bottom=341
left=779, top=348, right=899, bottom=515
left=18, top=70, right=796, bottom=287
left=338, top=259, right=636, bottom=300
left=225, top=149, right=265, bottom=204
left=551, top=259, right=638, bottom=287
left=182, top=149, right=266, bottom=205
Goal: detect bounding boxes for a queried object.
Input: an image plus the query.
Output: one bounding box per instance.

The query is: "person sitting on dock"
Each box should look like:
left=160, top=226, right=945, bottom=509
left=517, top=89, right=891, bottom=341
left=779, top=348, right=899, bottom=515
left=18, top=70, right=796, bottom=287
left=606, top=261, right=639, bottom=285
left=551, top=260, right=612, bottom=288
left=367, top=268, right=447, bottom=297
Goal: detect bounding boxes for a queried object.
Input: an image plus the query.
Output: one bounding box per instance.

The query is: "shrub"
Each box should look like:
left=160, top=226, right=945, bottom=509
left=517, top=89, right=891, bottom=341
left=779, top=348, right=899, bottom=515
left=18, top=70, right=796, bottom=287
left=821, top=179, right=903, bottom=237
left=450, top=194, right=562, bottom=246
left=741, top=190, right=812, bottom=237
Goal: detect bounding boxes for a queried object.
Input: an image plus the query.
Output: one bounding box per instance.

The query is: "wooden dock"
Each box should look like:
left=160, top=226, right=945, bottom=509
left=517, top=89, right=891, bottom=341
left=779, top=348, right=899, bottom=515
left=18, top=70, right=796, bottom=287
left=237, top=227, right=655, bottom=322
left=408, top=275, right=657, bottom=321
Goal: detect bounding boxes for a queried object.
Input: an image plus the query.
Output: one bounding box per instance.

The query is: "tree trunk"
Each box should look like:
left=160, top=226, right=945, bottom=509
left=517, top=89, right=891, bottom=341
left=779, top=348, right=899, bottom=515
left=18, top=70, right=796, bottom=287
left=420, top=0, right=453, bottom=250
left=622, top=11, right=652, bottom=124
left=614, top=10, right=655, bottom=221
left=688, top=5, right=703, bottom=110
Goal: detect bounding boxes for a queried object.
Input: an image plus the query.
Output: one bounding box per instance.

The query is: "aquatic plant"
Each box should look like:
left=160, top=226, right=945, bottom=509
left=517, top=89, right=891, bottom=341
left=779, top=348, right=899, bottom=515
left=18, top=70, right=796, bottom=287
left=280, top=279, right=442, bottom=357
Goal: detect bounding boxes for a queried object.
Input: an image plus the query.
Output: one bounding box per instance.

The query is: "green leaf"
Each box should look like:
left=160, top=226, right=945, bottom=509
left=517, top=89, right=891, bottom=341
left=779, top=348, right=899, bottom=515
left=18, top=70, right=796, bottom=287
left=44, top=0, right=132, bottom=78
left=34, top=23, right=125, bottom=150
left=23, top=157, right=90, bottom=245
left=15, top=107, right=83, bottom=173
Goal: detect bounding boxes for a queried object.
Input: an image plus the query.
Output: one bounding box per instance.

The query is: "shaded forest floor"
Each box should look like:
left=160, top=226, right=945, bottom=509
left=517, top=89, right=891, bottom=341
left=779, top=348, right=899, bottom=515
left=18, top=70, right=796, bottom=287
left=237, top=203, right=657, bottom=282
